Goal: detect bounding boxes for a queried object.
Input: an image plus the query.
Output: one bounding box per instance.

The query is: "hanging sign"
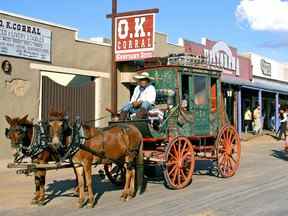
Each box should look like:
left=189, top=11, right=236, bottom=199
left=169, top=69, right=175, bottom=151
left=115, top=13, right=155, bottom=62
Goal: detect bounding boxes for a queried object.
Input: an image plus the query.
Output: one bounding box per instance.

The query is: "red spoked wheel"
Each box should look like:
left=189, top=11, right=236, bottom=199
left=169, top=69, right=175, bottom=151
left=216, top=125, right=241, bottom=178
left=164, top=137, right=195, bottom=189
left=104, top=163, right=125, bottom=186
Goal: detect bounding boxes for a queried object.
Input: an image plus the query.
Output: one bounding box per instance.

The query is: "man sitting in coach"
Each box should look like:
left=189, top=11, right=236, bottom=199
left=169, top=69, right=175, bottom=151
left=120, top=72, right=156, bottom=120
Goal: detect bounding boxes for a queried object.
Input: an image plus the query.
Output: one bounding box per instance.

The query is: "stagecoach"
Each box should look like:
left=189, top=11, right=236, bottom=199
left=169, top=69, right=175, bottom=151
left=6, top=54, right=241, bottom=193
left=107, top=55, right=241, bottom=189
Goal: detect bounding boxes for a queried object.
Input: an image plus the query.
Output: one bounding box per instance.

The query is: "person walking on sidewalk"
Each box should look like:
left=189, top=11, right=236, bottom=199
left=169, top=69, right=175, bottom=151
left=278, top=109, right=287, bottom=140
left=253, top=105, right=261, bottom=134
left=244, top=107, right=252, bottom=134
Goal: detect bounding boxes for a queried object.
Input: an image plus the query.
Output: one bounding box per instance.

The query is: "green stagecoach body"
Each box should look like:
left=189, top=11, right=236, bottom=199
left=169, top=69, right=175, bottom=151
left=111, top=64, right=226, bottom=140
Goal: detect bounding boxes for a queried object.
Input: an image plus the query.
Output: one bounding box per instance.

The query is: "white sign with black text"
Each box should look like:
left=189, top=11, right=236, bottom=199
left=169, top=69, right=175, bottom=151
left=0, top=19, right=51, bottom=62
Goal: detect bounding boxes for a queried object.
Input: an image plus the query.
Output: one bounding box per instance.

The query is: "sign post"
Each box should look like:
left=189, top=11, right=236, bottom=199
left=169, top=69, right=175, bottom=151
left=107, top=1, right=158, bottom=114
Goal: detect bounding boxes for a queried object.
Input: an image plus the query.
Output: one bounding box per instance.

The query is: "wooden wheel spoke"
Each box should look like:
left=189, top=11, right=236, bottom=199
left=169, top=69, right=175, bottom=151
left=178, top=139, right=181, bottom=156
left=166, top=160, right=177, bottom=166
left=172, top=167, right=178, bottom=184
left=168, top=152, right=177, bottom=161
left=230, top=154, right=239, bottom=165
left=172, top=143, right=179, bottom=159
left=180, top=141, right=188, bottom=157
left=227, top=157, right=234, bottom=172
left=168, top=165, right=177, bottom=176
left=180, top=168, right=187, bottom=179
left=228, top=128, right=234, bottom=142
left=177, top=169, right=181, bottom=185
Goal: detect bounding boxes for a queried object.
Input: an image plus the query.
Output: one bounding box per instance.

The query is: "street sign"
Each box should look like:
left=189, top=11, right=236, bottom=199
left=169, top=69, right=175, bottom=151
left=115, top=13, right=155, bottom=62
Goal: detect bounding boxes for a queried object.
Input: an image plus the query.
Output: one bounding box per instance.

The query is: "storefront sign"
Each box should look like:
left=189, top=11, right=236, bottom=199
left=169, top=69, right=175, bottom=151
left=203, top=41, right=237, bottom=72
left=0, top=19, right=51, bottom=62
left=115, top=13, right=155, bottom=62
left=183, top=39, right=240, bottom=75
left=260, top=59, right=271, bottom=76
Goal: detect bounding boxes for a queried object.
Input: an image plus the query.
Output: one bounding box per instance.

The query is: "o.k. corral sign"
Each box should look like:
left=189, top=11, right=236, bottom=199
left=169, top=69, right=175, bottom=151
left=0, top=19, right=51, bottom=62
left=115, top=13, right=155, bottom=62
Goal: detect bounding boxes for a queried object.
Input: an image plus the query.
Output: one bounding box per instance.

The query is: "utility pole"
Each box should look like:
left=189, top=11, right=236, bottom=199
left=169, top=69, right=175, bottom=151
left=111, top=0, right=117, bottom=114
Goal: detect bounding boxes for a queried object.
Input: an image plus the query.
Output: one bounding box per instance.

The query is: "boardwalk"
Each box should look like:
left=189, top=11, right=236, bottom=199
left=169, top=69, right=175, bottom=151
left=0, top=135, right=288, bottom=216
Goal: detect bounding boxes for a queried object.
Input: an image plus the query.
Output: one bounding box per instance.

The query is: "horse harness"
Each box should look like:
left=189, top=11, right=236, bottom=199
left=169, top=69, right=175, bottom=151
left=64, top=123, right=140, bottom=168
left=5, top=122, right=49, bottom=162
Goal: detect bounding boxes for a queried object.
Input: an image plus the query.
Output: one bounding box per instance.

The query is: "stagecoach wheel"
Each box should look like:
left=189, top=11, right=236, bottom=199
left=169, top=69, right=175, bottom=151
left=164, top=137, right=195, bottom=189
left=216, top=125, right=241, bottom=178
left=104, top=163, right=125, bottom=186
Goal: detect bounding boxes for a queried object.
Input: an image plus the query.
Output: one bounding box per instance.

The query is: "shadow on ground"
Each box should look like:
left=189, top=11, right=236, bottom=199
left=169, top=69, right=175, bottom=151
left=44, top=174, right=122, bottom=206
left=44, top=160, right=218, bottom=206
left=271, top=149, right=288, bottom=161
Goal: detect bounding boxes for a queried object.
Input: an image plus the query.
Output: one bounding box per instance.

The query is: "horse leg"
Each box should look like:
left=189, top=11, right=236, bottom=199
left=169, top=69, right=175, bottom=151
left=31, top=171, right=41, bottom=204
left=75, top=166, right=86, bottom=208
left=83, top=162, right=94, bottom=208
left=73, top=166, right=80, bottom=196
left=128, top=168, right=136, bottom=198
left=38, top=169, right=46, bottom=205
left=121, top=160, right=132, bottom=201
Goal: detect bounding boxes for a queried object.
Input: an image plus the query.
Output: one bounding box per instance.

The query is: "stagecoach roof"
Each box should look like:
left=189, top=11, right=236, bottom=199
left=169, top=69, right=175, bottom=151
left=136, top=65, right=222, bottom=75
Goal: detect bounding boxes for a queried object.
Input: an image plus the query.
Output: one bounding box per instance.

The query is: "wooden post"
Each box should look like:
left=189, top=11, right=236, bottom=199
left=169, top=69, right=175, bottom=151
left=111, top=0, right=117, bottom=114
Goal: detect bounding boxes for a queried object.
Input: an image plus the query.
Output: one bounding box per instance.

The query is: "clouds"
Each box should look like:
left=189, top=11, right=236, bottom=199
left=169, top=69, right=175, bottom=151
left=236, top=0, right=288, bottom=31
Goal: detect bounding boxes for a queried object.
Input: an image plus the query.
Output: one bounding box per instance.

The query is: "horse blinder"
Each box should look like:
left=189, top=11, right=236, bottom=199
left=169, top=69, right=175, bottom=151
left=5, top=128, right=9, bottom=137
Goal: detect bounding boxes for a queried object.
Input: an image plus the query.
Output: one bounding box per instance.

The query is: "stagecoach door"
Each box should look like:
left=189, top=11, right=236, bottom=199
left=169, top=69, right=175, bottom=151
left=181, top=74, right=211, bottom=136
left=41, top=75, right=95, bottom=126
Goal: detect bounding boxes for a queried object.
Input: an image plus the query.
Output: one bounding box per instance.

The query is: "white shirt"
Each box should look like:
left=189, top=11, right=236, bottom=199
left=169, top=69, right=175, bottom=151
left=130, top=85, right=156, bottom=104
left=280, top=112, right=288, bottom=123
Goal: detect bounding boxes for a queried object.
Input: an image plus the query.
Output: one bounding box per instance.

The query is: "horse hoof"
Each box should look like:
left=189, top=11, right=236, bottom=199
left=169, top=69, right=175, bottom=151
left=72, top=191, right=79, bottom=197
left=120, top=193, right=129, bottom=201
left=87, top=202, right=94, bottom=208
left=129, top=193, right=136, bottom=199
left=31, top=199, right=39, bottom=205
left=78, top=199, right=87, bottom=208
left=37, top=198, right=45, bottom=206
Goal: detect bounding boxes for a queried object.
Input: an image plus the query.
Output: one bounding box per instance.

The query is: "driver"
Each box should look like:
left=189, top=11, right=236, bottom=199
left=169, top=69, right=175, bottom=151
left=120, top=72, right=156, bottom=120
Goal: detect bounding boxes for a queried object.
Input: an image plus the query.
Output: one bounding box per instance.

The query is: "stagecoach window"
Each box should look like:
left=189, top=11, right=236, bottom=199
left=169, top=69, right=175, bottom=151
left=194, top=76, right=208, bottom=105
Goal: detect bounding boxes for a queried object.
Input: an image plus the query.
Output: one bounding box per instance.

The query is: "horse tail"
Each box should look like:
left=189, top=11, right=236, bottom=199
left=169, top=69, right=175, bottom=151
left=136, top=138, right=145, bottom=194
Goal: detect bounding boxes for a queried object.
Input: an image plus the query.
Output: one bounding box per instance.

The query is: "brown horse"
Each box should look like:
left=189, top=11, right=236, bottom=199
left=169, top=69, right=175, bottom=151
left=5, top=114, right=50, bottom=205
left=49, top=118, right=144, bottom=208
left=4, top=113, right=78, bottom=205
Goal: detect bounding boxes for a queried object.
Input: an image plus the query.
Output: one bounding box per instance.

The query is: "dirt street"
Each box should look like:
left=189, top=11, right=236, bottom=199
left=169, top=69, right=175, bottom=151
left=0, top=135, right=288, bottom=216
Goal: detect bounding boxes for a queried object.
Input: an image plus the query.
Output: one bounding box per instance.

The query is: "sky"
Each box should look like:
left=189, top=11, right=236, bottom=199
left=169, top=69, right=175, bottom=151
left=1, top=0, right=287, bottom=62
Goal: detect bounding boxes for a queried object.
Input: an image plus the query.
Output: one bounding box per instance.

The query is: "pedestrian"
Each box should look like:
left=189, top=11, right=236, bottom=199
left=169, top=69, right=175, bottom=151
left=253, top=104, right=261, bottom=134
left=244, top=107, right=252, bottom=134
left=278, top=109, right=287, bottom=140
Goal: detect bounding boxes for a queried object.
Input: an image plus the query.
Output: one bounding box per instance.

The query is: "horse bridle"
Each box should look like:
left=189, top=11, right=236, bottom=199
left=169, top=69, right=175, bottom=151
left=5, top=125, right=28, bottom=148
left=47, top=118, right=72, bottom=144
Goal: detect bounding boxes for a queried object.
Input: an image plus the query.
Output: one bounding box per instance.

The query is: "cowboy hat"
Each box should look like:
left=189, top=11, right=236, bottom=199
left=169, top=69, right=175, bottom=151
left=133, top=72, right=154, bottom=81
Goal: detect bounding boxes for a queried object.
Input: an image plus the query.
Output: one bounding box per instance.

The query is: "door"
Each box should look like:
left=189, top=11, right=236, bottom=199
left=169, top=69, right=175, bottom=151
left=41, top=75, right=95, bottom=126
left=189, top=75, right=210, bottom=135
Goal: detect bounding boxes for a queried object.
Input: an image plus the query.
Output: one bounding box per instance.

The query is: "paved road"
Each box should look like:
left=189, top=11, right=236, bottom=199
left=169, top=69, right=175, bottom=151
left=1, top=135, right=288, bottom=216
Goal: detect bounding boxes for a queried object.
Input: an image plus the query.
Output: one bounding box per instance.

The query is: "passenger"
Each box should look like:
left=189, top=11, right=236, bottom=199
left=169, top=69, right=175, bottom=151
left=120, top=72, right=156, bottom=120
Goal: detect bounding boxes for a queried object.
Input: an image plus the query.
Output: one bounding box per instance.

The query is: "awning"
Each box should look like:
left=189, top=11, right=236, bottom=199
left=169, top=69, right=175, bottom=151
left=222, top=75, right=288, bottom=95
